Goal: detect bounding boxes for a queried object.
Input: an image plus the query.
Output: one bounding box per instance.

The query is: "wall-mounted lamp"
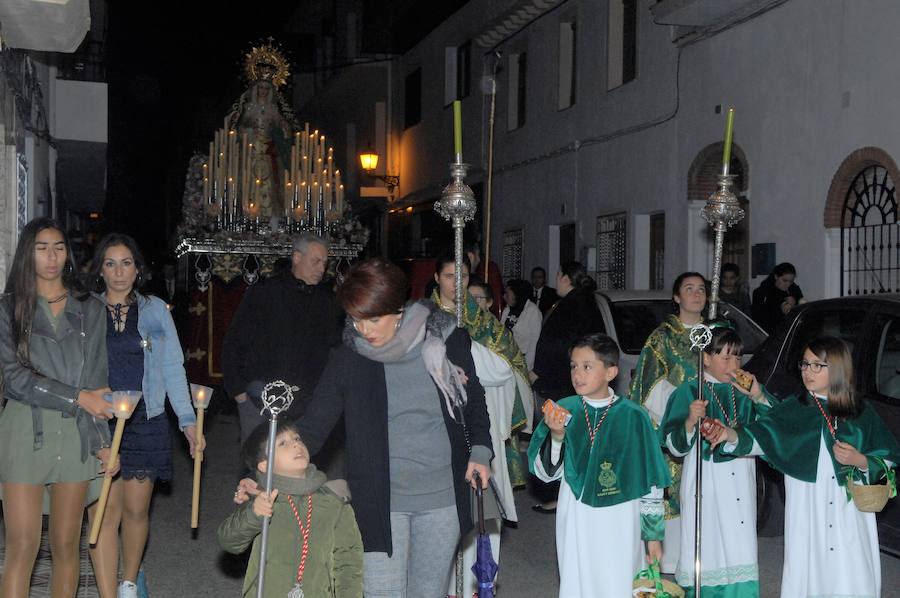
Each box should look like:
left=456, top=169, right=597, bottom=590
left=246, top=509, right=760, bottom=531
left=359, top=146, right=400, bottom=194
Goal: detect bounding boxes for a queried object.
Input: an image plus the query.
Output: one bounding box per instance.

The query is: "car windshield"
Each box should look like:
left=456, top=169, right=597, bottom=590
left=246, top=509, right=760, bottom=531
left=610, top=299, right=768, bottom=355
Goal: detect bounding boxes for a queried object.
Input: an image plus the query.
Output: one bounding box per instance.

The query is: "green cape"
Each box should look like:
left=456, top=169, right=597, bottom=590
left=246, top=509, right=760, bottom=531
left=660, top=379, right=770, bottom=461
left=528, top=395, right=671, bottom=508
left=737, top=394, right=900, bottom=486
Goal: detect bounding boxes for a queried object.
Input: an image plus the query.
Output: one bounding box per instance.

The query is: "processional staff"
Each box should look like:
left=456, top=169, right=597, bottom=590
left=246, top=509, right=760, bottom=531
left=693, top=107, right=745, bottom=597
left=255, top=380, right=299, bottom=598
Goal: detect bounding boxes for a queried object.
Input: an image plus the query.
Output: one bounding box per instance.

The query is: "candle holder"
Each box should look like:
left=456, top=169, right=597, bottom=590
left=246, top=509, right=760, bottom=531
left=190, top=383, right=213, bottom=529
left=434, top=159, right=477, bottom=327
left=701, top=171, right=744, bottom=320
left=90, top=390, right=142, bottom=545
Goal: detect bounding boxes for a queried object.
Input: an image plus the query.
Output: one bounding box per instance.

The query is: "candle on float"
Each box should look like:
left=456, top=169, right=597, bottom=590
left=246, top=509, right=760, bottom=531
left=453, top=100, right=463, bottom=157
left=722, top=107, right=735, bottom=168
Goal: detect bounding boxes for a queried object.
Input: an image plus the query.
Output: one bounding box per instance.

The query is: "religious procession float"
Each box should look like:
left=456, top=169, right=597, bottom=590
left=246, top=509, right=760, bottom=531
left=174, top=40, right=367, bottom=387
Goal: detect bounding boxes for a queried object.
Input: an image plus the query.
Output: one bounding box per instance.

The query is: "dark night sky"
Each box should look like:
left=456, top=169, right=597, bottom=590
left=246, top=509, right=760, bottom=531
left=101, top=1, right=468, bottom=262
left=103, top=2, right=302, bottom=260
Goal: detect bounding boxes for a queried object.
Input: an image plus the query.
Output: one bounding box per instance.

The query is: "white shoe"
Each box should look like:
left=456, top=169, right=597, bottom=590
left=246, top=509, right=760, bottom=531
left=118, top=581, right=138, bottom=598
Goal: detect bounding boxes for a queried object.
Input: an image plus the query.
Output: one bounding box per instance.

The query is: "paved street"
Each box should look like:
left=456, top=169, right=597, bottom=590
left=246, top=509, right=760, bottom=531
left=5, top=404, right=900, bottom=596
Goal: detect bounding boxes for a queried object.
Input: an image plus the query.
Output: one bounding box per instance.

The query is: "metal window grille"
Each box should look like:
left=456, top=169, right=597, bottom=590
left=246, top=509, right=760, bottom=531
left=502, top=228, right=523, bottom=280
left=840, top=165, right=900, bottom=295
left=596, top=212, right=627, bottom=290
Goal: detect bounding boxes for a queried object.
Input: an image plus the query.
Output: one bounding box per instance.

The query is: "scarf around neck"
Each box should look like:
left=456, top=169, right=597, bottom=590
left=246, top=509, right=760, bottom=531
left=345, top=300, right=469, bottom=419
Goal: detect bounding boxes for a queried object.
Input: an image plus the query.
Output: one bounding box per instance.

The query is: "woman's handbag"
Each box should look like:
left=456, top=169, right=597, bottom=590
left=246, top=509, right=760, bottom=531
left=633, top=560, right=684, bottom=598
left=848, top=456, right=897, bottom=513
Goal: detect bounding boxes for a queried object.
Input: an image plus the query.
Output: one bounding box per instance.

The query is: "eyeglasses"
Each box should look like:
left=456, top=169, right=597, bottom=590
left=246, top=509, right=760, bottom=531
left=798, top=360, right=828, bottom=373
left=471, top=295, right=488, bottom=302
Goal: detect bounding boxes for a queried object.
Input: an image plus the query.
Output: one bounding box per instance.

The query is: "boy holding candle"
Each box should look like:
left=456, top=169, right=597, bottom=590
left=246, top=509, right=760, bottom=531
left=528, top=333, right=671, bottom=597
left=218, top=420, right=363, bottom=597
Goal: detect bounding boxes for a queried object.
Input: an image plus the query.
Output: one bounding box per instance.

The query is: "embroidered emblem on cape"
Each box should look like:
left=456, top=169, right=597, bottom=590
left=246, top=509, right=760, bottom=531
left=597, top=461, right=620, bottom=496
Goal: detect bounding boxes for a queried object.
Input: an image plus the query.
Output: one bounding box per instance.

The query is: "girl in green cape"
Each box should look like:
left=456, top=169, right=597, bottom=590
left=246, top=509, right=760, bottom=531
left=705, top=336, right=900, bottom=598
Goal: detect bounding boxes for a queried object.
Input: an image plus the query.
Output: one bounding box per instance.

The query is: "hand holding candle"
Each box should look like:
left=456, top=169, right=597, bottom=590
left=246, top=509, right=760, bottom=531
left=721, top=107, right=735, bottom=170
left=190, top=383, right=213, bottom=529
left=89, top=390, right=142, bottom=545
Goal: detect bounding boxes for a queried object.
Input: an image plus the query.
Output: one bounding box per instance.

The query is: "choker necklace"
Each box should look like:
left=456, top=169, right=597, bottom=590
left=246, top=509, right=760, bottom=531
left=45, top=292, right=68, bottom=304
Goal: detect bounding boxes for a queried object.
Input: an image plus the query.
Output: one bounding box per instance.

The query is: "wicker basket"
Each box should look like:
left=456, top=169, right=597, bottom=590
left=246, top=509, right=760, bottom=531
left=849, top=482, right=891, bottom=513
left=848, top=456, right=896, bottom=513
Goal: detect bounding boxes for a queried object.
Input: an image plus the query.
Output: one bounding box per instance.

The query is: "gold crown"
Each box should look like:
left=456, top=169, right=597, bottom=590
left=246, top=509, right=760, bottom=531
left=243, top=39, right=290, bottom=89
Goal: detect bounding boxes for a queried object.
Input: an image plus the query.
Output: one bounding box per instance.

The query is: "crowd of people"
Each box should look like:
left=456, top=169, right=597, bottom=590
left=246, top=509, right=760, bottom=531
left=0, top=217, right=897, bottom=598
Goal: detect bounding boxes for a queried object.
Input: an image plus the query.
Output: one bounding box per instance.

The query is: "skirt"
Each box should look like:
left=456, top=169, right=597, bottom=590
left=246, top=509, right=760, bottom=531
left=111, top=399, right=173, bottom=482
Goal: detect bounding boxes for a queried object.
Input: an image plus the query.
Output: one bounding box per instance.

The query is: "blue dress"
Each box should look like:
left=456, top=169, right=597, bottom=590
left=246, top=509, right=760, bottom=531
left=107, top=303, right=172, bottom=482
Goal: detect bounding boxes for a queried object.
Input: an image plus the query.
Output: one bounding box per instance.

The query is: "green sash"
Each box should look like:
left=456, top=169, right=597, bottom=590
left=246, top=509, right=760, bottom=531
left=736, top=394, right=900, bottom=486
left=660, top=379, right=771, bottom=461
left=528, top=395, right=671, bottom=508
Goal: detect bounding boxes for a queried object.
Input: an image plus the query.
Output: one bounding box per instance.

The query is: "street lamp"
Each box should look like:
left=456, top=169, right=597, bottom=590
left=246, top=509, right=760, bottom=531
left=359, top=147, right=400, bottom=194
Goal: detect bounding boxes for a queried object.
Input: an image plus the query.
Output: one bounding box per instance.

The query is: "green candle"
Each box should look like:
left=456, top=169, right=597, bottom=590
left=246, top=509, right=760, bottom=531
left=722, top=107, right=735, bottom=167
left=453, top=100, right=462, bottom=156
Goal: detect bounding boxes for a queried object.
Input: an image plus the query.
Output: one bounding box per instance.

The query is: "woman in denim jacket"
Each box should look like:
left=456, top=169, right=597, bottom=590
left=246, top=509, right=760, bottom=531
left=85, top=233, right=205, bottom=598
left=0, top=218, right=115, bottom=598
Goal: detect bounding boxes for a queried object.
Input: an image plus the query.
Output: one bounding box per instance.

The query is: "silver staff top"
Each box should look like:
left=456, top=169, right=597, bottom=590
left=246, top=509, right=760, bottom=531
left=259, top=380, right=298, bottom=417
left=689, top=323, right=712, bottom=352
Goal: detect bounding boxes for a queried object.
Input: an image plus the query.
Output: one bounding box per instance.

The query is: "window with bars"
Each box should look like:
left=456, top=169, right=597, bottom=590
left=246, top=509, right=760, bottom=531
left=596, top=212, right=627, bottom=290
left=840, top=164, right=900, bottom=295
left=503, top=228, right=524, bottom=280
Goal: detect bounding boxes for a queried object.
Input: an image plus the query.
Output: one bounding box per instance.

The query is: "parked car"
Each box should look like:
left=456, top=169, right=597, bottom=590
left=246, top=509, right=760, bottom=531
left=594, top=290, right=768, bottom=396
left=744, top=294, right=900, bottom=553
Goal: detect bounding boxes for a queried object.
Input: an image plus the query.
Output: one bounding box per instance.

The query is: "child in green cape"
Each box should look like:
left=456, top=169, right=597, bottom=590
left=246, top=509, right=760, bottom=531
left=704, top=336, right=900, bottom=598
left=528, top=333, right=671, bottom=598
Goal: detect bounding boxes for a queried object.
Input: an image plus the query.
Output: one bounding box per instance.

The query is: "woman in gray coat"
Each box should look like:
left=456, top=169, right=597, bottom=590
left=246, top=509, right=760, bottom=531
left=0, top=218, right=117, bottom=598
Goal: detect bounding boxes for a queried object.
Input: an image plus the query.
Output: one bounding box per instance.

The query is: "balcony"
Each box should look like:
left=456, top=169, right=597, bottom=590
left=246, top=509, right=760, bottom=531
left=0, top=0, right=91, bottom=53
left=651, top=0, right=786, bottom=44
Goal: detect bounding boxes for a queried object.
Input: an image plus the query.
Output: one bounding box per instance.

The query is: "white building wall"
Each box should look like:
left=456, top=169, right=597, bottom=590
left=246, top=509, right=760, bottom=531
left=473, top=0, right=900, bottom=301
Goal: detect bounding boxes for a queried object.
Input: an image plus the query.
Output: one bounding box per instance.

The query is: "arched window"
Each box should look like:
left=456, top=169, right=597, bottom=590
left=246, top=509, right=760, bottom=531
left=825, top=148, right=900, bottom=295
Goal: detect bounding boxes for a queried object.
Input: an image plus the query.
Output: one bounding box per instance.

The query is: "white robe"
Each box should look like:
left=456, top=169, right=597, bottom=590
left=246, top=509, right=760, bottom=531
left=667, top=428, right=758, bottom=591
left=725, top=435, right=881, bottom=597
left=500, top=299, right=542, bottom=373
left=783, top=437, right=880, bottom=598
left=532, top=396, right=663, bottom=598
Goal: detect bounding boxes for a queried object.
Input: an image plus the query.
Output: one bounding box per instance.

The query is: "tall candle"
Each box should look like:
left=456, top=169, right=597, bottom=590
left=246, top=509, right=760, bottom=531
left=453, top=100, right=462, bottom=157
left=722, top=107, right=735, bottom=168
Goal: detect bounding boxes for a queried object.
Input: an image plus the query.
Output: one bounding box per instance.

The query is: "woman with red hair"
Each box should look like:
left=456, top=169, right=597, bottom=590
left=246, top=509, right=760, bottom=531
left=238, top=257, right=492, bottom=596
